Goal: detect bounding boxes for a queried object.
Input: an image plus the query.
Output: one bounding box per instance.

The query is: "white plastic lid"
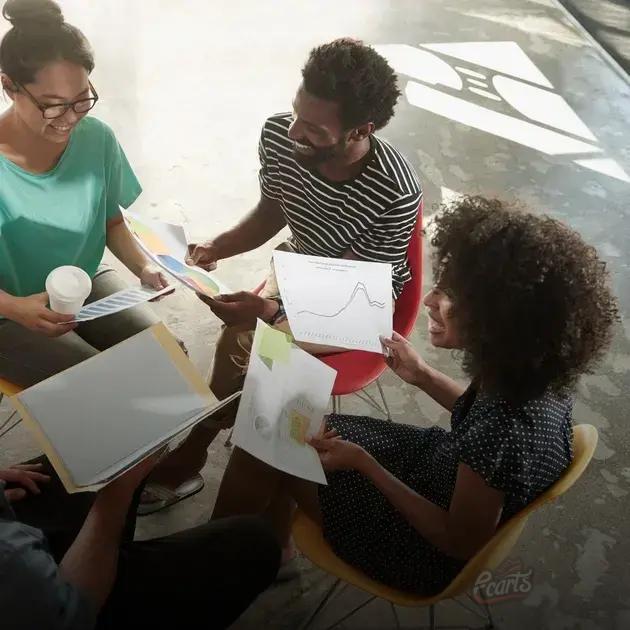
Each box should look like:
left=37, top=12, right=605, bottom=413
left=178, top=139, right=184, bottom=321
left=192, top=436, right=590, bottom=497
left=45, top=266, right=92, bottom=301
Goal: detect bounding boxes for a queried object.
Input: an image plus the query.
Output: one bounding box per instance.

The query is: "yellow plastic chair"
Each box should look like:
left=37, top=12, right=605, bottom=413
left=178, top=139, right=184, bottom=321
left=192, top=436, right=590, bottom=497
left=293, top=424, right=598, bottom=630
left=0, top=378, right=23, bottom=439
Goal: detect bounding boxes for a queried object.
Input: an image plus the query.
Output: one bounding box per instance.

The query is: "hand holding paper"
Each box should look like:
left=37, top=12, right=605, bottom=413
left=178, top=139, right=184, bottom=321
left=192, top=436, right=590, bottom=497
left=186, top=241, right=219, bottom=271
left=139, top=264, right=170, bottom=291
left=232, top=320, right=336, bottom=484
left=308, top=432, right=368, bottom=473
left=273, top=251, right=393, bottom=353
left=98, top=448, right=165, bottom=501
left=380, top=331, right=429, bottom=385
left=5, top=292, right=76, bottom=337
left=123, top=211, right=229, bottom=298
left=196, top=291, right=274, bottom=326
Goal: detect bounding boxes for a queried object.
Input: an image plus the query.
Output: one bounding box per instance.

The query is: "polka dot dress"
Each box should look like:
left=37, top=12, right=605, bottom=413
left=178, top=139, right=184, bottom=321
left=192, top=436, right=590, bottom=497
left=318, top=386, right=573, bottom=595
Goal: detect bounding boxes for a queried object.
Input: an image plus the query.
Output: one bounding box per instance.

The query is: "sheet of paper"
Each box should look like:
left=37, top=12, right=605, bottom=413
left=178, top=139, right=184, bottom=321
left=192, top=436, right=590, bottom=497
left=124, top=211, right=230, bottom=298
left=14, top=325, right=215, bottom=489
left=232, top=320, right=336, bottom=484
left=70, top=286, right=173, bottom=323
left=87, top=390, right=241, bottom=486
left=273, top=251, right=393, bottom=353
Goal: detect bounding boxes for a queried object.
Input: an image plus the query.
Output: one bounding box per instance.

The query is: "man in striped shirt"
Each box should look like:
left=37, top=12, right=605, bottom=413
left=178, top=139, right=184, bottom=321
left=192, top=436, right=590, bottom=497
left=192, top=39, right=422, bottom=302
left=142, top=39, right=422, bottom=509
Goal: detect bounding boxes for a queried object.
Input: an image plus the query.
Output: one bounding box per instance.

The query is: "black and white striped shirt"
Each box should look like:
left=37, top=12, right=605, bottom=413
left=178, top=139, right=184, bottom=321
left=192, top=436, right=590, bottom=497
left=259, top=113, right=422, bottom=297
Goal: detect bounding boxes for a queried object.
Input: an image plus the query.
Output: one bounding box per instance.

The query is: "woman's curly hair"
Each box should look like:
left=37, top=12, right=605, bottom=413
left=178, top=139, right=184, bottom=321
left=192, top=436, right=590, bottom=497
left=430, top=196, right=619, bottom=401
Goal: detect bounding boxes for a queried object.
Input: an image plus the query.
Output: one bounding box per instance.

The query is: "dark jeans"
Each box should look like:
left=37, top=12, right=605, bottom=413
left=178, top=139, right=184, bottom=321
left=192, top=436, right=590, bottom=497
left=12, top=457, right=280, bottom=629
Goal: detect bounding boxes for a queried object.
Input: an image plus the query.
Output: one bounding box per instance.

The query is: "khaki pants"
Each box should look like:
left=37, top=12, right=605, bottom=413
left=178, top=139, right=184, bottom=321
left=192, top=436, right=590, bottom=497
left=0, top=266, right=160, bottom=388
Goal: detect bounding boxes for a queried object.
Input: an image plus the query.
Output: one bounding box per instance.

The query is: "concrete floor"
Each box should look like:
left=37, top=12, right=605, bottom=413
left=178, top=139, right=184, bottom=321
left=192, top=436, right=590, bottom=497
left=1, top=1, right=629, bottom=628
left=559, top=0, right=630, bottom=75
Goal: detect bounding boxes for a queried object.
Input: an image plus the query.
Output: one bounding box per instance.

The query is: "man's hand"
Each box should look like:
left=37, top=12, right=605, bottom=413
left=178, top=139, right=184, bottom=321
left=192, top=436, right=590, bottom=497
left=1, top=463, right=51, bottom=503
left=5, top=293, right=76, bottom=337
left=186, top=241, right=219, bottom=271
left=197, top=291, right=279, bottom=326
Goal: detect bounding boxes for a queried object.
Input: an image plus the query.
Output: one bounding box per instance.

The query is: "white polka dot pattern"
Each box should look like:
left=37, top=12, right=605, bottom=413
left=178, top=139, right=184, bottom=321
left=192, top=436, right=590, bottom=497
left=318, top=387, right=573, bottom=594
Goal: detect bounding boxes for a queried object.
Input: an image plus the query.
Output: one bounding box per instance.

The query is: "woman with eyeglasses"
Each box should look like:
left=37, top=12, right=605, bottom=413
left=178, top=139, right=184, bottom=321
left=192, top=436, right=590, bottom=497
left=0, top=0, right=172, bottom=387
left=0, top=4, right=283, bottom=628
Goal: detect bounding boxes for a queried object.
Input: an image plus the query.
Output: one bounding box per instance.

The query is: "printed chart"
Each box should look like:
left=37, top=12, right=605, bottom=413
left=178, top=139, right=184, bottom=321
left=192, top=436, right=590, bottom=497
left=273, top=251, right=393, bottom=353
left=124, top=212, right=228, bottom=298
left=232, top=320, right=335, bottom=484
left=71, top=286, right=173, bottom=323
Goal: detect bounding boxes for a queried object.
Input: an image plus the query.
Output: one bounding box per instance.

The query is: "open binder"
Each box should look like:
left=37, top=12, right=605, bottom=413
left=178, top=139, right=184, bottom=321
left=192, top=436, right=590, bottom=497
left=10, top=323, right=239, bottom=493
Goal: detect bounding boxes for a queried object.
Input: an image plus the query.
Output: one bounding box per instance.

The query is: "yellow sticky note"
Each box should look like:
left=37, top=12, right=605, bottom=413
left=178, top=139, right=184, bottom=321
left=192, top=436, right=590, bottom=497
left=257, top=324, right=292, bottom=364
left=289, top=410, right=310, bottom=445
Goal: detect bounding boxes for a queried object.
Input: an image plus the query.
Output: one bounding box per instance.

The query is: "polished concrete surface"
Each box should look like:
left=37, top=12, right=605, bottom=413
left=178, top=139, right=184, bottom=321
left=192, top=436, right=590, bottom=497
left=559, top=0, right=630, bottom=74
left=1, top=1, right=629, bottom=628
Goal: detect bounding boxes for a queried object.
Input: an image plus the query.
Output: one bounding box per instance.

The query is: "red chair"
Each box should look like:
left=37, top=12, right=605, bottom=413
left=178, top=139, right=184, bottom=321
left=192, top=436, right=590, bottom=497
left=320, top=200, right=423, bottom=418
left=256, top=200, right=423, bottom=419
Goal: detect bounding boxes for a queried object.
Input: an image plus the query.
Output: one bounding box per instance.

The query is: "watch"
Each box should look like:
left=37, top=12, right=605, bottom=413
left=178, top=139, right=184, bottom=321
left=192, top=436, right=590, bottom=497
left=267, top=296, right=286, bottom=325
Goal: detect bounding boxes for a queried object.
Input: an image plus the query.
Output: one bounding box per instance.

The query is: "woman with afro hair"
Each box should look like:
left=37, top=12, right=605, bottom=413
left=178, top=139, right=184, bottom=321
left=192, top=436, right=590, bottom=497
left=211, top=196, right=619, bottom=595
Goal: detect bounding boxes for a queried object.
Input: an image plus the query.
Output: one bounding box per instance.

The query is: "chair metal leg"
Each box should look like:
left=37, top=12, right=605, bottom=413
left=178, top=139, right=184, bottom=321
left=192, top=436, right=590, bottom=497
left=1, top=391, right=21, bottom=439
left=463, top=592, right=496, bottom=628
left=429, top=604, right=436, bottom=630
left=483, top=601, right=495, bottom=629
left=354, top=388, right=385, bottom=414
left=298, top=578, right=342, bottom=630
left=224, top=427, right=234, bottom=447
left=0, top=391, right=22, bottom=440
left=332, top=395, right=341, bottom=414
left=456, top=596, right=489, bottom=621
left=375, top=378, right=392, bottom=421
left=324, top=594, right=376, bottom=630
left=0, top=407, right=19, bottom=439
left=390, top=602, right=401, bottom=630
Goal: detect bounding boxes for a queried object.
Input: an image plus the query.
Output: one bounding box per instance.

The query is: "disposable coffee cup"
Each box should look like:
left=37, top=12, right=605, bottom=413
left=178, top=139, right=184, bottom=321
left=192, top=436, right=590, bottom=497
left=45, top=266, right=92, bottom=315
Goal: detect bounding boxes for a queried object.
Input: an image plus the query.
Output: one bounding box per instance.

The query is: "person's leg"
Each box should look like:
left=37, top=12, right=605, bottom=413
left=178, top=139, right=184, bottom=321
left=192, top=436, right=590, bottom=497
left=75, top=266, right=161, bottom=351
left=8, top=456, right=140, bottom=567
left=208, top=322, right=255, bottom=399
left=212, top=446, right=322, bottom=548
left=145, top=321, right=254, bottom=491
left=97, top=515, right=280, bottom=630
left=8, top=456, right=96, bottom=562
left=0, top=320, right=99, bottom=388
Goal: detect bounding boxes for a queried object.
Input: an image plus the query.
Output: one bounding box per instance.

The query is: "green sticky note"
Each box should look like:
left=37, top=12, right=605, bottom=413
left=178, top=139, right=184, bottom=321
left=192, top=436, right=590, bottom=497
left=257, top=324, right=292, bottom=364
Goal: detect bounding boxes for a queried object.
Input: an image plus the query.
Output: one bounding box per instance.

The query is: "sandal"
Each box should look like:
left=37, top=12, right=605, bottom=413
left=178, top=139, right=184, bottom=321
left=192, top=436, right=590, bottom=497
left=137, top=473, right=205, bottom=516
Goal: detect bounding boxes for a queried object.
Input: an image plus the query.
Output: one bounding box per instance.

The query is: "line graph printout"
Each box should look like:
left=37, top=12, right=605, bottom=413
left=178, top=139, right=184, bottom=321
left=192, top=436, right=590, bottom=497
left=273, top=251, right=393, bottom=353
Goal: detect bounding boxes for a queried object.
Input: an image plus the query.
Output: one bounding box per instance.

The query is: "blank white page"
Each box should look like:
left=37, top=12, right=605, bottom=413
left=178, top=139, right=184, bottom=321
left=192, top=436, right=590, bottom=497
left=17, top=329, right=209, bottom=487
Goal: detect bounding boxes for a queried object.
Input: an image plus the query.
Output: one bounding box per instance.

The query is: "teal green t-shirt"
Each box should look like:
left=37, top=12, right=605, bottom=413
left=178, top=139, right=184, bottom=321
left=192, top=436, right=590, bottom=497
left=0, top=116, right=142, bottom=298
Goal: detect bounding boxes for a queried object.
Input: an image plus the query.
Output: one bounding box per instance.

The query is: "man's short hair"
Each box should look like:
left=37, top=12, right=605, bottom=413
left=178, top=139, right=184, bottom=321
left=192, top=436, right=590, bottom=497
left=301, top=38, right=400, bottom=131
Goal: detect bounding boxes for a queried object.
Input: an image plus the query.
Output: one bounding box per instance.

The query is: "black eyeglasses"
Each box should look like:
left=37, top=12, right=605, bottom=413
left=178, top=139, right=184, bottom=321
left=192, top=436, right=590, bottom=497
left=15, top=79, right=99, bottom=120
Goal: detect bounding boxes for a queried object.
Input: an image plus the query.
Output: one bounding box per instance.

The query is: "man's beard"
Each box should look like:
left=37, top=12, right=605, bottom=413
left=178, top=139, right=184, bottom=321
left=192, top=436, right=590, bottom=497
left=292, top=138, right=346, bottom=168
